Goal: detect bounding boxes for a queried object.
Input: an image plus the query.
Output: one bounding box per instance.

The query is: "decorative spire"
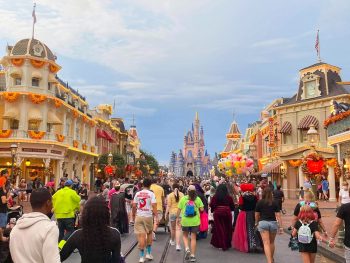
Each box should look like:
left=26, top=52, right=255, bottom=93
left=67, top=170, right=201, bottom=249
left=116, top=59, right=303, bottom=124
left=195, top=112, right=199, bottom=121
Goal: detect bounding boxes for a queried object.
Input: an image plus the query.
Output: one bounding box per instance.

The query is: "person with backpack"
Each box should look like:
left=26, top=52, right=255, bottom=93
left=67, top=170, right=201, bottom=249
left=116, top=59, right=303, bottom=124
left=176, top=185, right=204, bottom=262
left=292, top=205, right=327, bottom=263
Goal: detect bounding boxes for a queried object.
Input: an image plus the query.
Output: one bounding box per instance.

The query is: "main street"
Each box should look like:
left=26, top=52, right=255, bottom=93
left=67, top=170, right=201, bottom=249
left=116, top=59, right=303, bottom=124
left=63, top=229, right=334, bottom=263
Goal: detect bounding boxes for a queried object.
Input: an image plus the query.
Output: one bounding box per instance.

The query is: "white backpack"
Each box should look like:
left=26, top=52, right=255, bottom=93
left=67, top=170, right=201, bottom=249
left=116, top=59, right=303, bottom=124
left=297, top=220, right=313, bottom=244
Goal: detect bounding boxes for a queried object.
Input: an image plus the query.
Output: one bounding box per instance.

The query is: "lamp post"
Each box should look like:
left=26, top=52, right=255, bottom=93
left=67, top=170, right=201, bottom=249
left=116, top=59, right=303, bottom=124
left=10, top=144, right=18, bottom=183
left=307, top=124, right=319, bottom=150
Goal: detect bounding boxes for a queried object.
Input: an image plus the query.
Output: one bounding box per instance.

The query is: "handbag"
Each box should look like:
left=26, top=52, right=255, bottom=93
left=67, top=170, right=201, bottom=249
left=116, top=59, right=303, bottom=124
left=288, top=236, right=299, bottom=251
left=199, top=211, right=209, bottom=232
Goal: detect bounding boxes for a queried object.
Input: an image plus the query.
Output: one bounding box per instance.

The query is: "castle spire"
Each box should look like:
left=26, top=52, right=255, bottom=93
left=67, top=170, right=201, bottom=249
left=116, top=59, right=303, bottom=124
left=195, top=112, right=199, bottom=121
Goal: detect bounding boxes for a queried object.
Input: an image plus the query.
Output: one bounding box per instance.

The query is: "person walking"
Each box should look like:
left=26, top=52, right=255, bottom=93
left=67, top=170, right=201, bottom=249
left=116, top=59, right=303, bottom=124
left=9, top=188, right=60, bottom=263
left=255, top=187, right=283, bottom=263
left=132, top=178, right=158, bottom=263
left=273, top=185, right=285, bottom=214
left=292, top=205, right=327, bottom=263
left=165, top=183, right=184, bottom=251
left=110, top=186, right=129, bottom=234
left=210, top=184, right=235, bottom=251
left=60, top=196, right=121, bottom=263
left=52, top=179, right=81, bottom=241
left=321, top=177, right=329, bottom=201
left=150, top=179, right=165, bottom=241
left=339, top=181, right=350, bottom=205
left=0, top=183, right=7, bottom=229
left=176, top=185, right=204, bottom=262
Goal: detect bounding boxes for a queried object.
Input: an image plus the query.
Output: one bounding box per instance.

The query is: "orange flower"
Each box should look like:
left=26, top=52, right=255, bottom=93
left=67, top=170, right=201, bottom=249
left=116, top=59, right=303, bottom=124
left=0, top=130, right=12, bottom=138
left=54, top=98, right=62, bottom=108
left=11, top=58, right=24, bottom=67
left=28, top=131, right=45, bottom=139
left=29, top=93, right=47, bottom=104
left=56, top=134, right=65, bottom=142
left=30, top=59, right=46, bottom=68
left=3, top=92, right=19, bottom=103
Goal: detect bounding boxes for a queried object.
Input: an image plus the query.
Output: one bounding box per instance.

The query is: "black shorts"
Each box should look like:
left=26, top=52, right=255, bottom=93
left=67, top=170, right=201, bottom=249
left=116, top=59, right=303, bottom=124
left=182, top=226, right=199, bottom=233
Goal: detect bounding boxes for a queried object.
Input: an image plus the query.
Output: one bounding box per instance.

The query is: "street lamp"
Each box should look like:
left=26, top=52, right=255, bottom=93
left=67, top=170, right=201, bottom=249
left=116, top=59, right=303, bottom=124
left=107, top=153, right=113, bottom=165
left=307, top=124, right=319, bottom=149
left=10, top=144, right=18, bottom=182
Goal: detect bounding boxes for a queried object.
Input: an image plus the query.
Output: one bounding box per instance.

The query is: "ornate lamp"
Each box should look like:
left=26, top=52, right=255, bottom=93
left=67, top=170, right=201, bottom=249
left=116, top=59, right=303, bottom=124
left=307, top=124, right=319, bottom=149
left=25, top=159, right=31, bottom=166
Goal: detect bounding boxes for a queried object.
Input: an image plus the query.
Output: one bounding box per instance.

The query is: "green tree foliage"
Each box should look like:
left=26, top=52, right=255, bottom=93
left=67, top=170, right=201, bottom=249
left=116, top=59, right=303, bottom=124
left=98, top=153, right=126, bottom=177
left=140, top=150, right=159, bottom=175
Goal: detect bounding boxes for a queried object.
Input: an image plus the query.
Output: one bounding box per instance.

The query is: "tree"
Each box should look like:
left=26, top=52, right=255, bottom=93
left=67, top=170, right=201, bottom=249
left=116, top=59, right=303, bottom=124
left=140, top=150, right=159, bottom=175
left=98, top=153, right=126, bottom=177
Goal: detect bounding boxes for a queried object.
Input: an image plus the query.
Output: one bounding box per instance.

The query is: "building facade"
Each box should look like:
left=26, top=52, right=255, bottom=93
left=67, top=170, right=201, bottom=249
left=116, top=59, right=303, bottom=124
left=221, top=120, right=242, bottom=157
left=169, top=113, right=211, bottom=177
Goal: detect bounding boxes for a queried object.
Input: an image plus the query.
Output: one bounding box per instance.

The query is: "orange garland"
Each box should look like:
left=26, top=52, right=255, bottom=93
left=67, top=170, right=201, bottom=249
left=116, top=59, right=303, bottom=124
left=54, top=98, right=62, bottom=108
left=324, top=111, right=350, bottom=127
left=56, top=134, right=65, bottom=142
left=49, top=64, right=59, bottom=73
left=90, top=120, right=95, bottom=127
left=28, top=131, right=45, bottom=140
left=289, top=159, right=302, bottom=167
left=11, top=58, right=24, bottom=67
left=326, top=158, right=337, bottom=168
left=29, top=93, right=47, bottom=104
left=0, top=130, right=12, bottom=138
left=3, top=92, right=19, bottom=103
left=73, top=140, right=79, bottom=148
left=31, top=59, right=46, bottom=68
left=83, top=116, right=89, bottom=123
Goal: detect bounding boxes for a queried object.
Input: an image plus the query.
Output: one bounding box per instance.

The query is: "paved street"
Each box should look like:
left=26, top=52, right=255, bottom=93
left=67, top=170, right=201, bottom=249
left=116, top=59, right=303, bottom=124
left=62, top=229, right=335, bottom=263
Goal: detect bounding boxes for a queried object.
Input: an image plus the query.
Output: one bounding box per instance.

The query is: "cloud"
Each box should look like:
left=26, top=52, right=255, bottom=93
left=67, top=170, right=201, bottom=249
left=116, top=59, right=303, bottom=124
left=251, top=38, right=294, bottom=48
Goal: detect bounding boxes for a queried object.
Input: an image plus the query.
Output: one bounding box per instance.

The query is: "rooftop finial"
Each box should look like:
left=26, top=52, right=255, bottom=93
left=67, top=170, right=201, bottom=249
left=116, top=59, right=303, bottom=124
left=32, top=3, right=37, bottom=39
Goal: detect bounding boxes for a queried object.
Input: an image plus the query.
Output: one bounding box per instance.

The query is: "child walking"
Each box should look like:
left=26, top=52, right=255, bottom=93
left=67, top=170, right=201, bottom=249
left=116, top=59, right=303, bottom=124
left=292, top=205, right=327, bottom=263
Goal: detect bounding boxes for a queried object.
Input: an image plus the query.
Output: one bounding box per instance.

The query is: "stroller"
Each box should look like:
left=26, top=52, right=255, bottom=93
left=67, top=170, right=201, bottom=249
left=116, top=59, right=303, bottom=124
left=7, top=205, right=23, bottom=224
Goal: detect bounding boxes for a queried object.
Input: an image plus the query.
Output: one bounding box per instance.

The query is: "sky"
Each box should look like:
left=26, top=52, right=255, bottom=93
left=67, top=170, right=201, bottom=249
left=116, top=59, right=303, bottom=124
left=1, top=0, right=350, bottom=165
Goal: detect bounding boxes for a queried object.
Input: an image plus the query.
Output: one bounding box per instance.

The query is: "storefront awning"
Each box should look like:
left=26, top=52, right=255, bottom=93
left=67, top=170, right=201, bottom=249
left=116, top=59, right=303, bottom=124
left=260, top=160, right=283, bottom=174
left=10, top=68, right=22, bottom=77
left=103, top=130, right=116, bottom=142
left=47, top=111, right=62, bottom=125
left=28, top=108, right=42, bottom=121
left=97, top=129, right=106, bottom=139
left=2, top=107, right=19, bottom=120
left=298, top=115, right=319, bottom=129
left=279, top=121, right=292, bottom=134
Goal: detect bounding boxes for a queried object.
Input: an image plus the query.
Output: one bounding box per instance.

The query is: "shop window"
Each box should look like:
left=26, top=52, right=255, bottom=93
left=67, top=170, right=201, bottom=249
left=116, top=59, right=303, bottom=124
left=47, top=123, right=53, bottom=133
left=299, top=129, right=308, bottom=143
left=14, top=77, right=21, bottom=86
left=48, top=82, right=53, bottom=91
left=28, top=120, right=40, bottom=131
left=10, top=119, right=19, bottom=130
left=32, top=78, right=40, bottom=87
left=283, top=134, right=291, bottom=144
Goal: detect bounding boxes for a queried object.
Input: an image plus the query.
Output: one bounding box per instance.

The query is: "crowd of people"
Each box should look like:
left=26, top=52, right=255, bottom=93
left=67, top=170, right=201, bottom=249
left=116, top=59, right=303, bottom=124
left=0, top=167, right=350, bottom=263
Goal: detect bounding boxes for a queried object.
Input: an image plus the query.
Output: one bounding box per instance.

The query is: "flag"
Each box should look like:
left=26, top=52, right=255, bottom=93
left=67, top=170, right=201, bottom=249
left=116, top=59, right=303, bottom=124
left=315, top=30, right=319, bottom=57
left=32, top=3, right=37, bottom=24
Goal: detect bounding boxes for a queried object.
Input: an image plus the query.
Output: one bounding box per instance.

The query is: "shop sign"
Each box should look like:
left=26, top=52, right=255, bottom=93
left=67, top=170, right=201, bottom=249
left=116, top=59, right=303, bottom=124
left=328, top=117, right=350, bottom=137
left=51, top=150, right=62, bottom=155
left=22, top=148, right=47, bottom=153
left=0, top=148, right=10, bottom=152
left=268, top=117, right=275, bottom=147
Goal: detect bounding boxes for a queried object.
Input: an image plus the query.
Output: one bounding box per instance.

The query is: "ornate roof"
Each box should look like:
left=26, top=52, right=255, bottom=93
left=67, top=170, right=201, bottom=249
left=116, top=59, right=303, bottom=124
left=10, top=38, right=56, bottom=61
left=228, top=121, right=241, bottom=135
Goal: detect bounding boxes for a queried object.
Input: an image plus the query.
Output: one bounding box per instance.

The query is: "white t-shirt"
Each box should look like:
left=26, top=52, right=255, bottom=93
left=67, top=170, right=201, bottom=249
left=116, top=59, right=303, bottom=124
left=339, top=189, right=350, bottom=204
left=133, top=189, right=156, bottom=217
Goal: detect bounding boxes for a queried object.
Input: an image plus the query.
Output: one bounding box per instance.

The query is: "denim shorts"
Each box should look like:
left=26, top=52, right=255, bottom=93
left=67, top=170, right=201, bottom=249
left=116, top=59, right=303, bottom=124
left=258, top=220, right=278, bottom=233
left=0, top=213, right=7, bottom=228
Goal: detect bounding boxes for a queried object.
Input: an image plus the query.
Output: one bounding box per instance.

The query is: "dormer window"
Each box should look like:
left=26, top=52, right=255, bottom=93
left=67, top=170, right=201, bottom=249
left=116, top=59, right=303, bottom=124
left=32, top=77, right=40, bottom=87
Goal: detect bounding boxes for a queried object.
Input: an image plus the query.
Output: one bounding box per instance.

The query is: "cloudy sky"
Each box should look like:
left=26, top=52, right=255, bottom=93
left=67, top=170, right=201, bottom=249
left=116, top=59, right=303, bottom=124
left=1, top=0, right=350, bottom=164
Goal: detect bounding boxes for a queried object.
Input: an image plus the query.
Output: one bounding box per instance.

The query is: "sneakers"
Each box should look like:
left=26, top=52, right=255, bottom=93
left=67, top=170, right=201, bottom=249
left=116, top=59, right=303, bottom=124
left=169, top=240, right=176, bottom=246
left=139, top=257, right=145, bottom=263
left=184, top=249, right=191, bottom=260
left=176, top=244, right=182, bottom=251
left=190, top=255, right=197, bottom=262
left=145, top=254, right=154, bottom=261
left=152, top=231, right=156, bottom=241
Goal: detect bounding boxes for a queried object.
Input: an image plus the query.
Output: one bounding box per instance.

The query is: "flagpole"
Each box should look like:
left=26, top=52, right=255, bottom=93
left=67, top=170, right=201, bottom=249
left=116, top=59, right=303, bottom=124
left=32, top=3, right=36, bottom=39
left=317, top=29, right=321, bottom=62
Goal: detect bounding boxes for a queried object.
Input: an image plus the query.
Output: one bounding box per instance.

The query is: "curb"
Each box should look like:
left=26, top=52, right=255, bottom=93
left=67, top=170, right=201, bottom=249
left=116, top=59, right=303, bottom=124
left=283, top=229, right=345, bottom=263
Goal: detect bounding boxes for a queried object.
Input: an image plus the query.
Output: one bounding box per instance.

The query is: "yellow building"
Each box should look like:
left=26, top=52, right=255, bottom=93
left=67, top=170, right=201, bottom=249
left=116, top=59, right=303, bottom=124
left=0, top=38, right=98, bottom=187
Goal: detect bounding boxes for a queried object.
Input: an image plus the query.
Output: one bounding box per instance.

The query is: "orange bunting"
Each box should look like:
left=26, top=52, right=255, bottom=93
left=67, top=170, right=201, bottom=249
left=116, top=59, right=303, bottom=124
left=28, top=131, right=45, bottom=140
left=49, top=64, right=59, bottom=73
left=56, top=134, right=65, bottom=142
left=31, top=59, right=46, bottom=68
left=29, top=93, right=47, bottom=104
left=11, top=58, right=24, bottom=67
left=324, top=111, right=350, bottom=127
left=0, top=130, right=12, bottom=138
left=289, top=159, right=302, bottom=167
left=3, top=92, right=19, bottom=103
left=326, top=158, right=337, bottom=168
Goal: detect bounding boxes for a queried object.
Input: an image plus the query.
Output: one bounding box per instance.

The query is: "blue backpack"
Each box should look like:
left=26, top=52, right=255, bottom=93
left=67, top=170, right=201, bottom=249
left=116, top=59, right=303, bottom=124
left=184, top=199, right=196, bottom=217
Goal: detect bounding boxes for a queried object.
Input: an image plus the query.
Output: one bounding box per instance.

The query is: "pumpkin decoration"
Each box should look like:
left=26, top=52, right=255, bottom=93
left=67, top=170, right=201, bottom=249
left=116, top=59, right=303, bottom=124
left=49, top=64, right=59, bottom=73
left=3, top=92, right=19, bottom=103
left=29, top=93, right=47, bottom=104
left=54, top=98, right=62, bottom=108
left=56, top=134, right=65, bottom=142
left=83, top=115, right=89, bottom=123
left=28, top=131, right=45, bottom=139
left=73, top=110, right=79, bottom=119
left=91, top=146, right=95, bottom=153
left=11, top=58, right=24, bottom=67
left=326, top=158, right=337, bottom=168
left=82, top=144, right=87, bottom=150
left=73, top=140, right=79, bottom=148
left=31, top=59, right=46, bottom=68
left=0, top=130, right=12, bottom=138
left=324, top=110, right=350, bottom=127
left=289, top=159, right=302, bottom=167
left=90, top=120, right=95, bottom=127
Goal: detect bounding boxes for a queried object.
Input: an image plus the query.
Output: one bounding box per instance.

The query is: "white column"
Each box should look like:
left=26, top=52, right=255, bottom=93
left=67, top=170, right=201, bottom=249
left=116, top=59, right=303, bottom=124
left=328, top=166, right=336, bottom=202
left=73, top=119, right=77, bottom=140
left=282, top=177, right=288, bottom=198
left=18, top=95, right=27, bottom=131
left=55, top=160, right=63, bottom=189
left=298, top=165, right=304, bottom=189
left=62, top=112, right=67, bottom=136
left=41, top=102, right=48, bottom=131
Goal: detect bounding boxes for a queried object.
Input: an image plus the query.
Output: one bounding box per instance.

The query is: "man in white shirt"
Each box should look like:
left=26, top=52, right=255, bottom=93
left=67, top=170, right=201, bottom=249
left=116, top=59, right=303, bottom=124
left=339, top=182, right=350, bottom=205
left=10, top=188, right=60, bottom=263
left=132, top=178, right=158, bottom=263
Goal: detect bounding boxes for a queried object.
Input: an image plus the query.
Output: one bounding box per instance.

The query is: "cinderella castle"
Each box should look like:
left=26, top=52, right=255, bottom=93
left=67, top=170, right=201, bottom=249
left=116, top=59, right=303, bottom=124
left=169, top=113, right=212, bottom=177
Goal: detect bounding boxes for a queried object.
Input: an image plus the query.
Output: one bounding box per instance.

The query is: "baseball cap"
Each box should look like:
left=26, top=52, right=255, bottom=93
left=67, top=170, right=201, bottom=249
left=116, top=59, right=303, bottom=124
left=65, top=179, right=73, bottom=186
left=188, top=185, right=196, bottom=191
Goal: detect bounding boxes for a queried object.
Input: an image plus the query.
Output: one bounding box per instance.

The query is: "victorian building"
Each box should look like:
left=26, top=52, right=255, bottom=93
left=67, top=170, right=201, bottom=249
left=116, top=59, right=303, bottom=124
left=221, top=120, right=242, bottom=157
left=169, top=113, right=211, bottom=177
left=0, top=38, right=98, bottom=187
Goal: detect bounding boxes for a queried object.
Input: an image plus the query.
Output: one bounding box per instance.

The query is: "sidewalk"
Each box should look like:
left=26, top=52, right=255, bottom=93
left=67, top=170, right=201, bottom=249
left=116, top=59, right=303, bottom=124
left=282, top=199, right=345, bottom=263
